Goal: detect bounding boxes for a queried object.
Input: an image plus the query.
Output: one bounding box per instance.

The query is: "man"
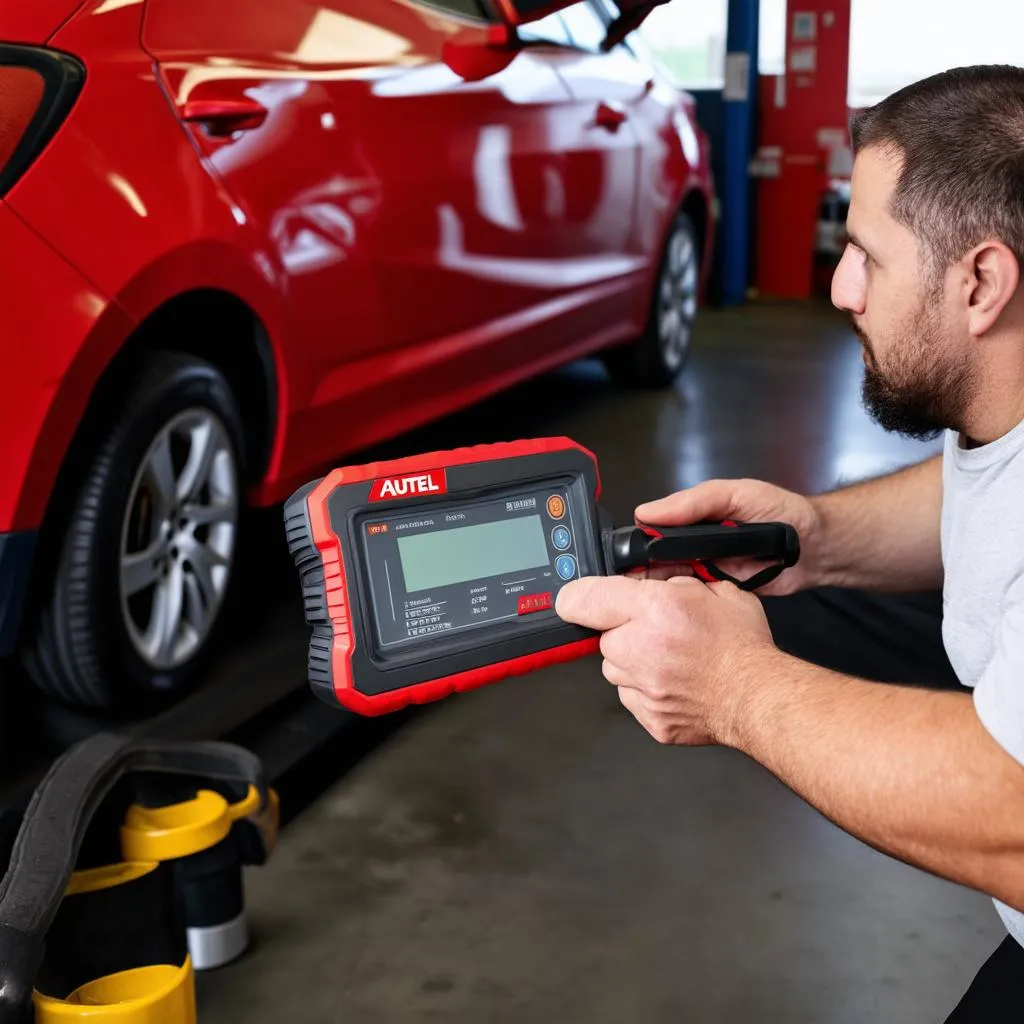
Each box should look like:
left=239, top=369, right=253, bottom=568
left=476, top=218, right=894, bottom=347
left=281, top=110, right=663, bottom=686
left=555, top=65, right=1024, bottom=1021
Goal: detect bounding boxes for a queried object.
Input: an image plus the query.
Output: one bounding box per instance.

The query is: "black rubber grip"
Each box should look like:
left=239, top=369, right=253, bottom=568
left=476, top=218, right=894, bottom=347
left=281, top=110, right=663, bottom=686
left=611, top=522, right=800, bottom=573
left=283, top=480, right=335, bottom=701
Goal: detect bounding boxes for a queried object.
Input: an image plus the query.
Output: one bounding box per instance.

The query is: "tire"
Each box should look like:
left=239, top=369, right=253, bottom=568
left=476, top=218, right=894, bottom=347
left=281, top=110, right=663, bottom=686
left=604, top=210, right=701, bottom=388
left=23, top=351, right=245, bottom=711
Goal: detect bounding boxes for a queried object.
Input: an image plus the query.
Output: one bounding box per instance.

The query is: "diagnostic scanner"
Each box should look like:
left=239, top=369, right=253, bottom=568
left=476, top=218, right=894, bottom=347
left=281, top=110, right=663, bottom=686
left=285, top=438, right=798, bottom=716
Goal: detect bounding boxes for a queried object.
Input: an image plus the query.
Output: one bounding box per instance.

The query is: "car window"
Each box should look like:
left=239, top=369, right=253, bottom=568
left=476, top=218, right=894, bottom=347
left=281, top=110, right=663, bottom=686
left=559, top=2, right=607, bottom=52
left=517, top=12, right=573, bottom=46
left=415, top=0, right=490, bottom=20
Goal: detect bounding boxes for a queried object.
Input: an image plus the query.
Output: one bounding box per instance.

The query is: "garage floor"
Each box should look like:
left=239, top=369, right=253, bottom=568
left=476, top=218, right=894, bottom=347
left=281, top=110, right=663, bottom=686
left=197, top=303, right=1001, bottom=1024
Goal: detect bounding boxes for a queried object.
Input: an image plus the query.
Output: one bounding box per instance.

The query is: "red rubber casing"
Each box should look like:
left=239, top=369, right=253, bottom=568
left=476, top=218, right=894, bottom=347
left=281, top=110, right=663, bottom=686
left=285, top=438, right=602, bottom=716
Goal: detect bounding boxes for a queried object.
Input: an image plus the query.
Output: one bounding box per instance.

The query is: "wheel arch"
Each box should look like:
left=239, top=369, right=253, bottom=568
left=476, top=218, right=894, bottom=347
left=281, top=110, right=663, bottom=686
left=19, top=287, right=283, bottom=643
left=114, top=289, right=280, bottom=485
left=680, top=188, right=710, bottom=275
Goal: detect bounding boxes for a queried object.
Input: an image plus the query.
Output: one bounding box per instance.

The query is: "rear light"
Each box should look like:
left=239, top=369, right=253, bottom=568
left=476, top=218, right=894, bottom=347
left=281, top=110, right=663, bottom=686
left=0, top=45, right=83, bottom=199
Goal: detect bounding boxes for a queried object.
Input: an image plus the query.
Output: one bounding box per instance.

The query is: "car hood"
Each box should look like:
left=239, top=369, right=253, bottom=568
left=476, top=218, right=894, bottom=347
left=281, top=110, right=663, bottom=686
left=1, top=0, right=88, bottom=44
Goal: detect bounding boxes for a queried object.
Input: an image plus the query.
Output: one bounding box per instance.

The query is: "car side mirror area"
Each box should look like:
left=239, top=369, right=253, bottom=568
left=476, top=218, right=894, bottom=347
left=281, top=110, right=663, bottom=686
left=442, top=24, right=523, bottom=83
left=599, top=0, right=673, bottom=50
left=493, top=0, right=672, bottom=52
left=492, top=0, right=594, bottom=24
left=443, top=0, right=676, bottom=82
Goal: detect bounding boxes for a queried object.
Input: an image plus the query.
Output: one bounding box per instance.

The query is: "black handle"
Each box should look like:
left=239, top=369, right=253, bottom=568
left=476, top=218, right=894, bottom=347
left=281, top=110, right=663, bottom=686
left=610, top=521, right=800, bottom=590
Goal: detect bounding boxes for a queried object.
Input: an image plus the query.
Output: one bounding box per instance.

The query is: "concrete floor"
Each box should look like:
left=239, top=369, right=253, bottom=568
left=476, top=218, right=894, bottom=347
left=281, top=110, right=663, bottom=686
left=197, top=303, right=1002, bottom=1023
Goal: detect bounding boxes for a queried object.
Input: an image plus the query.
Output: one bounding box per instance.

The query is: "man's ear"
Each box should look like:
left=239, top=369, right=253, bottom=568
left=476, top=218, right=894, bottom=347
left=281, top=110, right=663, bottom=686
left=966, top=241, right=1020, bottom=337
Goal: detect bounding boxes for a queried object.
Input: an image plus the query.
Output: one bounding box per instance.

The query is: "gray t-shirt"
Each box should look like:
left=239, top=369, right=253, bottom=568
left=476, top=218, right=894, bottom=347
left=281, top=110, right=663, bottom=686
left=942, top=421, right=1024, bottom=945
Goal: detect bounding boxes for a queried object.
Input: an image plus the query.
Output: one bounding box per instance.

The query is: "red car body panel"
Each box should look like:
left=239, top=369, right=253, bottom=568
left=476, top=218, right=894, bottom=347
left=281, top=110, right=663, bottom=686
left=0, top=0, right=713, bottom=650
left=0, top=201, right=133, bottom=531
left=1, top=0, right=86, bottom=45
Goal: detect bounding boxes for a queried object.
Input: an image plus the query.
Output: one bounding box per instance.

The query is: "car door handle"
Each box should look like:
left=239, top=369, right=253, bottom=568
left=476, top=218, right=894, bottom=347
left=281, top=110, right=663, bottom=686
left=593, top=102, right=628, bottom=133
left=180, top=98, right=268, bottom=137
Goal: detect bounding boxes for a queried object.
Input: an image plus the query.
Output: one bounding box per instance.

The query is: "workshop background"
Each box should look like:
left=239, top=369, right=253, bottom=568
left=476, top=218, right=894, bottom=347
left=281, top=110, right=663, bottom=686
left=2, top=0, right=1023, bottom=1021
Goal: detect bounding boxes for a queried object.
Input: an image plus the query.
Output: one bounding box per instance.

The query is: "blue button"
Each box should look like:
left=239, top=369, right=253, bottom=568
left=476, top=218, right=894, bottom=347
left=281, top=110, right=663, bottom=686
left=552, top=526, right=571, bottom=551
left=555, top=554, right=577, bottom=580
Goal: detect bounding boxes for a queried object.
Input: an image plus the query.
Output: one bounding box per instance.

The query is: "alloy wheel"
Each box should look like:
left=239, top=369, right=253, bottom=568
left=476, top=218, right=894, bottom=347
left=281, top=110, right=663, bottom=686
left=119, top=408, right=238, bottom=671
left=657, top=225, right=699, bottom=372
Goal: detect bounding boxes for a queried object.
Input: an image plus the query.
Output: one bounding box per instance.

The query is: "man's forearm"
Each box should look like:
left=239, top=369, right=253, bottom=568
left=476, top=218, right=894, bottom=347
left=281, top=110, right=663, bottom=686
left=811, top=454, right=944, bottom=591
left=727, top=650, right=1024, bottom=910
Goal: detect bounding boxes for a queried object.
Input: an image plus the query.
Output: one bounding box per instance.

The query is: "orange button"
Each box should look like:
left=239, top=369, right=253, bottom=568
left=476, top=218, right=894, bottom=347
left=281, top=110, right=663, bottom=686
left=546, top=495, right=566, bottom=520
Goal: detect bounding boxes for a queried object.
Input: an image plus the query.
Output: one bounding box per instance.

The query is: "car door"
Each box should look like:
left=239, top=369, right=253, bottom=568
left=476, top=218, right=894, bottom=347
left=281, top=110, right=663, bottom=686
left=588, top=0, right=703, bottom=266
left=142, top=0, right=395, bottom=478
left=515, top=10, right=646, bottom=269
left=543, top=4, right=645, bottom=257
left=513, top=4, right=654, bottom=329
left=143, top=0, right=596, bottom=473
left=348, top=0, right=585, bottom=354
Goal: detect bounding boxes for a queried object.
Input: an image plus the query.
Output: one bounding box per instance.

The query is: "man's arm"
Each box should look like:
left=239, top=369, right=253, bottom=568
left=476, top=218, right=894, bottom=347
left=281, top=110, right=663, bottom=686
left=811, top=453, right=945, bottom=591
left=731, top=650, right=1024, bottom=911
left=634, top=453, right=945, bottom=595
left=555, top=575, right=1024, bottom=911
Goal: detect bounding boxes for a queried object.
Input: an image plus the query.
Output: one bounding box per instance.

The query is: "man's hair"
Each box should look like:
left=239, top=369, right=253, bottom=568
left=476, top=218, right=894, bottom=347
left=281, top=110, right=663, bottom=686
left=850, top=65, right=1024, bottom=270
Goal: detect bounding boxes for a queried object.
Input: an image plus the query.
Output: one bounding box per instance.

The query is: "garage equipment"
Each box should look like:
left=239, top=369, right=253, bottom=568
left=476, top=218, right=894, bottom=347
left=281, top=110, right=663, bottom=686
left=285, top=438, right=799, bottom=715
left=0, top=733, right=277, bottom=1023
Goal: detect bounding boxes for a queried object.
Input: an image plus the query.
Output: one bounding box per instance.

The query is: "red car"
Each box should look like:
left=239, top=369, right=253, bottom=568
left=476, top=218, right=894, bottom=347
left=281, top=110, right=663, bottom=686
left=0, top=0, right=713, bottom=710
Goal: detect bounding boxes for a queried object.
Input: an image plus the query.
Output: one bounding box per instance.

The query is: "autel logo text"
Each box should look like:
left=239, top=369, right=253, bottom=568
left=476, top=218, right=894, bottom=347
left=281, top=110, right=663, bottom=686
left=369, top=470, right=448, bottom=501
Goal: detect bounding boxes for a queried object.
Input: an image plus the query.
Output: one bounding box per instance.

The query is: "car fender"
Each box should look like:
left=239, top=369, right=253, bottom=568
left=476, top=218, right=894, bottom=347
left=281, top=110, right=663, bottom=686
left=11, top=238, right=297, bottom=530
left=7, top=0, right=301, bottom=526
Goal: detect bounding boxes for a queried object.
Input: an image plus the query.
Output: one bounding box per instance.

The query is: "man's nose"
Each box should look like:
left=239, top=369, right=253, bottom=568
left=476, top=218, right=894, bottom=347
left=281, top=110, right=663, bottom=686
left=831, top=246, right=866, bottom=315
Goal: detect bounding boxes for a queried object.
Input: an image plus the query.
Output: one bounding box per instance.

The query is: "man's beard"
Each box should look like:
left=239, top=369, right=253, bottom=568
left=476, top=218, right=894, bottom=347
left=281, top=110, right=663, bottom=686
left=854, top=304, right=975, bottom=441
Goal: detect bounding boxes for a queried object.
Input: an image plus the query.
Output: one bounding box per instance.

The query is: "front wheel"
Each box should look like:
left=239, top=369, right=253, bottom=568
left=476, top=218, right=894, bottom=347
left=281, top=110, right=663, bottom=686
left=23, top=351, right=244, bottom=710
left=604, top=211, right=701, bottom=388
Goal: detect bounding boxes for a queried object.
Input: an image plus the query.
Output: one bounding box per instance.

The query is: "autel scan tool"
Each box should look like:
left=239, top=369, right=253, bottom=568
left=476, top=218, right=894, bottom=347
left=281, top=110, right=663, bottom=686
left=285, top=438, right=799, bottom=716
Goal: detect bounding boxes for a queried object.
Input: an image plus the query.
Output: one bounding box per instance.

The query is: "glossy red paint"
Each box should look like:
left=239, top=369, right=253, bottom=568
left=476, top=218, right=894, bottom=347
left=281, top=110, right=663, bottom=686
left=0, top=201, right=127, bottom=530
left=0, top=0, right=86, bottom=44
left=1, top=0, right=713, bottom=536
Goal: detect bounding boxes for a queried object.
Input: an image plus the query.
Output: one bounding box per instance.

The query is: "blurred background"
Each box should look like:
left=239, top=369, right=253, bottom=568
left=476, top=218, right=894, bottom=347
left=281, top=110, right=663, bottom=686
left=0, top=1, right=1020, bottom=1020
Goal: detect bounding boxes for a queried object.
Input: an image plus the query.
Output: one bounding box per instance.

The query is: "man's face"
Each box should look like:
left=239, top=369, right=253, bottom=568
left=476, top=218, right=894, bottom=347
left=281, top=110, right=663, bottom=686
left=831, top=145, right=975, bottom=439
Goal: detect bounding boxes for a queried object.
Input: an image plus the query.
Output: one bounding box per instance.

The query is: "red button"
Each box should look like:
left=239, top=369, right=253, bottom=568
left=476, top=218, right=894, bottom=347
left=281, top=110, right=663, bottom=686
left=518, top=592, right=553, bottom=615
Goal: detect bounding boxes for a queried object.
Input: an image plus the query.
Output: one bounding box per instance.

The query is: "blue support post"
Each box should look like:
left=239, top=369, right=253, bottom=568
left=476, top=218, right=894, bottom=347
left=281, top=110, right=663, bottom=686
left=721, top=0, right=759, bottom=306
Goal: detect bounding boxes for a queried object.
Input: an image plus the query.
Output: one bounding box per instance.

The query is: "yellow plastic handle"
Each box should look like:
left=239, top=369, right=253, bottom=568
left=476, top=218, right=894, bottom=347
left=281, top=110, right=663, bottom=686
left=34, top=958, right=196, bottom=1023
left=120, top=786, right=261, bottom=862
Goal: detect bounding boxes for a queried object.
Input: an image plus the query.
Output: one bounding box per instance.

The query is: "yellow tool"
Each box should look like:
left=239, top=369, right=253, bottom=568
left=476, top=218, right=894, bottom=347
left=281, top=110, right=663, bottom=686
left=0, top=733, right=276, bottom=1024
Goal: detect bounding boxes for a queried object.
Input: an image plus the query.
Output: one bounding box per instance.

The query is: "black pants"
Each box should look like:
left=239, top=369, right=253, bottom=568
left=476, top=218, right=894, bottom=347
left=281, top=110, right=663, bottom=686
left=761, top=588, right=1024, bottom=1022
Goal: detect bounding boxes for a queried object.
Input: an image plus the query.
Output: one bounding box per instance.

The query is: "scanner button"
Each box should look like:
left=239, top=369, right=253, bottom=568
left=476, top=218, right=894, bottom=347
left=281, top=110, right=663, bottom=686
left=555, top=554, right=577, bottom=580
left=518, top=592, right=553, bottom=615
left=552, top=526, right=571, bottom=551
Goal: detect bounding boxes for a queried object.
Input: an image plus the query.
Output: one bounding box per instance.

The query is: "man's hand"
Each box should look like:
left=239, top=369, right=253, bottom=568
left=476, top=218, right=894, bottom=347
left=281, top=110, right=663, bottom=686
left=557, top=568, right=1024, bottom=914
left=555, top=574, right=778, bottom=746
left=633, top=479, right=825, bottom=595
